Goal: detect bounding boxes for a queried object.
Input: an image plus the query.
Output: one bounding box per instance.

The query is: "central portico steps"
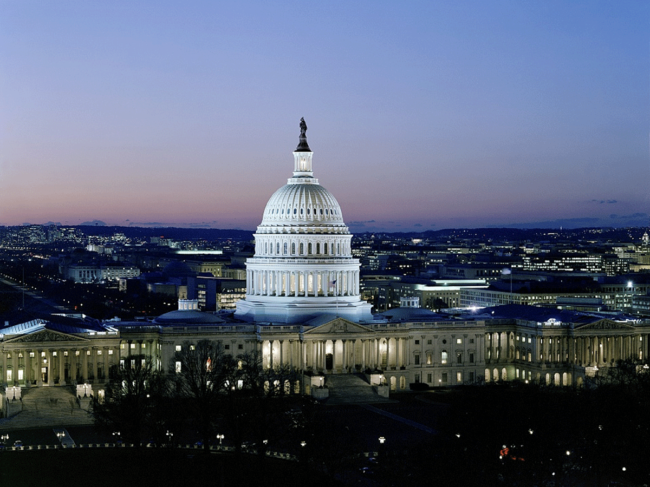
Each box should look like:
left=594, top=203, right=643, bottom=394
left=325, top=374, right=391, bottom=405
left=1, top=386, right=94, bottom=430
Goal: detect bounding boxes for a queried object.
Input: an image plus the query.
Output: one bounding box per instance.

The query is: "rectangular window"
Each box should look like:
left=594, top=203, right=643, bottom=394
left=470, top=339, right=474, bottom=344
left=6, top=370, right=11, bottom=382
left=456, top=372, right=462, bottom=382
left=52, top=352, right=57, bottom=357
left=190, top=345, right=195, bottom=351
left=469, top=372, right=475, bottom=382
left=225, top=345, right=230, bottom=350
left=415, top=373, right=420, bottom=383
left=29, top=352, right=35, bottom=358
left=441, top=351, right=448, bottom=364
left=442, top=373, right=448, bottom=383
left=457, top=353, right=462, bottom=364
left=108, top=350, right=113, bottom=355
left=119, top=359, right=125, bottom=369
left=456, top=338, right=462, bottom=344
left=120, top=344, right=125, bottom=350
left=175, top=345, right=181, bottom=352
left=18, top=369, right=23, bottom=380
left=414, top=355, right=420, bottom=365
left=238, top=344, right=243, bottom=350
left=415, top=340, right=420, bottom=345
left=130, top=343, right=136, bottom=349
left=141, top=343, right=146, bottom=349
left=469, top=353, right=474, bottom=363
left=427, top=339, right=432, bottom=345
left=427, top=373, right=432, bottom=383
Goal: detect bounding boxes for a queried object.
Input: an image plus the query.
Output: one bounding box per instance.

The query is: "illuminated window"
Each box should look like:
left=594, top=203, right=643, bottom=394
left=456, top=372, right=462, bottom=382
left=175, top=361, right=182, bottom=373
left=29, top=352, right=35, bottom=358
left=130, top=343, right=136, bottom=349
left=120, top=344, right=125, bottom=349
left=456, top=338, right=462, bottom=345
left=175, top=345, right=181, bottom=352
left=441, top=351, right=448, bottom=364
left=141, top=343, right=146, bottom=349
left=108, top=350, right=113, bottom=355
left=190, top=345, right=195, bottom=351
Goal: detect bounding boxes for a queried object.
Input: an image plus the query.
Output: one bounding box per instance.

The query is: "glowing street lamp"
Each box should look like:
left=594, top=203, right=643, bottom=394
left=216, top=434, right=224, bottom=445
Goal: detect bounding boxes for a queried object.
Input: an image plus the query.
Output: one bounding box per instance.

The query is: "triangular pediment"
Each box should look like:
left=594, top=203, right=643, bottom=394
left=575, top=319, right=636, bottom=332
left=306, top=318, right=373, bottom=335
left=5, top=329, right=89, bottom=344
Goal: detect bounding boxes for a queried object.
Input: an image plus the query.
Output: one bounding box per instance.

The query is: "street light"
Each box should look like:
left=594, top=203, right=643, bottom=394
left=216, top=434, right=224, bottom=446
left=378, top=436, right=386, bottom=445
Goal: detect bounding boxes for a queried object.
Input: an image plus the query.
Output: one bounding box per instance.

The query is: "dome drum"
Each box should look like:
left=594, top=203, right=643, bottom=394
left=253, top=233, right=352, bottom=258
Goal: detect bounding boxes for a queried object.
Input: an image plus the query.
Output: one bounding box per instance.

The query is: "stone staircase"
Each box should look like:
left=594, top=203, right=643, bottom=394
left=325, top=374, right=390, bottom=405
left=0, top=387, right=94, bottom=430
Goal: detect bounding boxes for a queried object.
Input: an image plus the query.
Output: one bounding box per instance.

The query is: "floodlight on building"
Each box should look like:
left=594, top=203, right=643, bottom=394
left=378, top=437, right=386, bottom=444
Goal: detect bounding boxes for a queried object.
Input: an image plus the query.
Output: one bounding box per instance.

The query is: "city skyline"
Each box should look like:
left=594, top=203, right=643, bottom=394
left=1, top=1, right=648, bottom=232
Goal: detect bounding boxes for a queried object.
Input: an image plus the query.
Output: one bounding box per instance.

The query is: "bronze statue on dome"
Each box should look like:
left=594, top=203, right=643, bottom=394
left=299, top=117, right=307, bottom=138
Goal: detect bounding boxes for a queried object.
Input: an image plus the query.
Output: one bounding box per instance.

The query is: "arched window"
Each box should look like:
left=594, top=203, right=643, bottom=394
left=283, top=243, right=288, bottom=255
left=324, top=243, right=328, bottom=254
left=265, top=242, right=268, bottom=254
left=316, top=243, right=320, bottom=254
left=291, top=243, right=296, bottom=255
left=300, top=208, right=303, bottom=215
left=308, top=243, right=312, bottom=254
left=276, top=243, right=280, bottom=254
left=299, top=243, right=304, bottom=254
left=293, top=208, right=297, bottom=214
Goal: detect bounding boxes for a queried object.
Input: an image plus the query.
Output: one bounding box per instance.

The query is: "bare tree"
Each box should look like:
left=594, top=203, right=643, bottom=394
left=92, top=355, right=171, bottom=446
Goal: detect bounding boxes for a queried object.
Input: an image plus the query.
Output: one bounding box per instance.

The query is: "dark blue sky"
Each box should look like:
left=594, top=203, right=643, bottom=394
left=1, top=1, right=648, bottom=231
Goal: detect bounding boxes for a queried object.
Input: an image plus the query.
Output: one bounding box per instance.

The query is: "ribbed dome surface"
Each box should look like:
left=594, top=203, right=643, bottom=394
left=259, top=181, right=346, bottom=228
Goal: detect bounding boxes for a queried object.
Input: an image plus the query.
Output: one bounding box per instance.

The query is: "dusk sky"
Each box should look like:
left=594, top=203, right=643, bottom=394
left=1, top=1, right=648, bottom=232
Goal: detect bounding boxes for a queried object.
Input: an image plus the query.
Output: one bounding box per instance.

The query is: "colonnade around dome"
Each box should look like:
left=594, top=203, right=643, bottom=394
left=246, top=268, right=359, bottom=297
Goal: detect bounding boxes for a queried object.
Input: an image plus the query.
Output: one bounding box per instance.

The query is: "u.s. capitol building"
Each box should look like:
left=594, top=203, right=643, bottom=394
left=1, top=121, right=649, bottom=410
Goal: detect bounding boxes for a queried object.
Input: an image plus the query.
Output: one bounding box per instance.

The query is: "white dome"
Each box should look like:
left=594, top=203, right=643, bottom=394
left=235, top=119, right=372, bottom=324
left=258, top=181, right=347, bottom=233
